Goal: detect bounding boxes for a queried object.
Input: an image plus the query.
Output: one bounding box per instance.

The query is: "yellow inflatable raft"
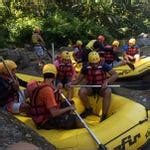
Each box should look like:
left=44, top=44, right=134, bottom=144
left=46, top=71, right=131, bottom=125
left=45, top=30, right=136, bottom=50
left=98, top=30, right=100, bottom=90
left=113, top=56, right=150, bottom=81
left=16, top=73, right=150, bottom=150
left=69, top=51, right=150, bottom=81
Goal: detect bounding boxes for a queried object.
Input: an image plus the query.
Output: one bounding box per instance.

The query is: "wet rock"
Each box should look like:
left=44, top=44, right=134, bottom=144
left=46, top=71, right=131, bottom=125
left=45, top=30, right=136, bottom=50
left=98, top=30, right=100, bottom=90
left=0, top=109, right=56, bottom=150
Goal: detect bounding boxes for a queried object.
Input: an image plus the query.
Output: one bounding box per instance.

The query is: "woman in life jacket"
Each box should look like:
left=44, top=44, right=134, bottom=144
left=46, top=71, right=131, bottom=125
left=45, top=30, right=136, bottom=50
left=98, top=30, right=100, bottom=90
left=0, top=60, right=29, bottom=114
left=67, top=51, right=118, bottom=121
left=32, top=27, right=46, bottom=67
left=27, top=63, right=83, bottom=130
left=123, top=38, right=140, bottom=63
left=56, top=51, right=76, bottom=101
left=73, top=40, right=84, bottom=63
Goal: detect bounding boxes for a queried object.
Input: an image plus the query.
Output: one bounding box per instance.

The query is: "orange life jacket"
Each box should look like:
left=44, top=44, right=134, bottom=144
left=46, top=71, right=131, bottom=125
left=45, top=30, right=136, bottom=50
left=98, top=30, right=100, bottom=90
left=57, top=61, right=73, bottom=82
left=28, top=81, right=60, bottom=125
left=86, top=64, right=106, bottom=85
left=126, top=46, right=138, bottom=56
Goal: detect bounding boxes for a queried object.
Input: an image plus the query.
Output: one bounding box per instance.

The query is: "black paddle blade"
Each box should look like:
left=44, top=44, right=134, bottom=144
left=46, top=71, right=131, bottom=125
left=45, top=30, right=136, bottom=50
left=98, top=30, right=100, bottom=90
left=98, top=144, right=107, bottom=150
left=126, top=62, right=135, bottom=70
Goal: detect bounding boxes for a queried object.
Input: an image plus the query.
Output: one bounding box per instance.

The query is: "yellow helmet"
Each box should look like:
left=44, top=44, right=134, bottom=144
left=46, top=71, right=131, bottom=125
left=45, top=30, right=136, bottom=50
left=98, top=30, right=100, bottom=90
left=61, top=51, right=70, bottom=60
left=129, top=38, right=136, bottom=46
left=43, top=64, right=57, bottom=77
left=76, top=40, right=83, bottom=46
left=1, top=60, right=17, bottom=74
left=88, top=51, right=100, bottom=63
left=112, top=40, right=119, bottom=47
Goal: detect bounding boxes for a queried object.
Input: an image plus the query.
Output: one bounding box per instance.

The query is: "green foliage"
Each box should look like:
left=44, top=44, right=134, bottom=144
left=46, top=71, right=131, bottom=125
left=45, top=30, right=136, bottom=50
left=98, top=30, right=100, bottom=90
left=7, top=17, right=43, bottom=46
left=0, top=1, right=149, bottom=48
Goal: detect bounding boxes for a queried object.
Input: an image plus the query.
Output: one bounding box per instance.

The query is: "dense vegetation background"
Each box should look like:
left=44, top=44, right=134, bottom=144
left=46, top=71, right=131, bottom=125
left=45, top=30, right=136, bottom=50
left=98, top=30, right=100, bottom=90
left=0, top=0, right=150, bottom=48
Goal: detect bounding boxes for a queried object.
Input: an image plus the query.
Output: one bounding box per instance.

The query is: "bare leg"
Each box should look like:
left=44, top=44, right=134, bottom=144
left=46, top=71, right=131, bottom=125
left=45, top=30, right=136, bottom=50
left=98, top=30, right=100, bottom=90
left=66, top=86, right=73, bottom=100
left=79, top=87, right=92, bottom=108
left=79, top=88, right=93, bottom=118
left=101, top=88, right=112, bottom=121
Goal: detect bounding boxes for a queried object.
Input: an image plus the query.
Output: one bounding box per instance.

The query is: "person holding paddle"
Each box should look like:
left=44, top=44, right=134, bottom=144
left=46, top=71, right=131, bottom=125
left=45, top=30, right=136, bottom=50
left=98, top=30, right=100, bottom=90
left=67, top=51, right=118, bottom=121
left=27, top=64, right=83, bottom=130
left=0, top=59, right=29, bottom=114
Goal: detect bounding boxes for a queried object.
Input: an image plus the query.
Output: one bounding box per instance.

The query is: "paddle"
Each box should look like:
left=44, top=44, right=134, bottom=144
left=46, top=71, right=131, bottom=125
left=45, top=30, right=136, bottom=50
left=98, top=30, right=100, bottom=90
left=60, top=93, right=107, bottom=150
left=126, top=62, right=135, bottom=70
left=70, top=84, right=150, bottom=90
left=42, top=46, right=52, bottom=59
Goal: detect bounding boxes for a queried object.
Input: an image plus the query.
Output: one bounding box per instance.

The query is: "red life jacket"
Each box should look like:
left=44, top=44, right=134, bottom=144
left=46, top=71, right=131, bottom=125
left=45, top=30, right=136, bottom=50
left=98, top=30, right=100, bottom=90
left=28, top=81, right=60, bottom=125
left=126, top=46, right=138, bottom=56
left=57, top=61, right=73, bottom=82
left=86, top=64, right=106, bottom=85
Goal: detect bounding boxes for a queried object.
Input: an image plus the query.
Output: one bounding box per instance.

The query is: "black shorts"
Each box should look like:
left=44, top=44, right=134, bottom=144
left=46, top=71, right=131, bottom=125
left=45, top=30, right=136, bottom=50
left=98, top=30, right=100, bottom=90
left=37, top=113, right=77, bottom=130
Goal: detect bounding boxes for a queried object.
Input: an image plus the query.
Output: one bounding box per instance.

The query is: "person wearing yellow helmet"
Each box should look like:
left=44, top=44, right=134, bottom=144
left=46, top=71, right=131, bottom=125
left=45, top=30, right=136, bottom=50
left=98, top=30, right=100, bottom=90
left=27, top=63, right=83, bottom=130
left=32, top=27, right=46, bottom=67
left=122, top=38, right=140, bottom=63
left=56, top=51, right=76, bottom=101
left=84, top=40, right=105, bottom=63
left=0, top=60, right=29, bottom=114
left=73, top=40, right=84, bottom=63
left=67, top=51, right=118, bottom=121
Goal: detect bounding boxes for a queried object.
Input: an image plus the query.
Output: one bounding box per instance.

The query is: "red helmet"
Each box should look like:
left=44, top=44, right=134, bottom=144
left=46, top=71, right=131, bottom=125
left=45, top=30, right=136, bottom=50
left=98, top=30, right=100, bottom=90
left=97, top=35, right=105, bottom=43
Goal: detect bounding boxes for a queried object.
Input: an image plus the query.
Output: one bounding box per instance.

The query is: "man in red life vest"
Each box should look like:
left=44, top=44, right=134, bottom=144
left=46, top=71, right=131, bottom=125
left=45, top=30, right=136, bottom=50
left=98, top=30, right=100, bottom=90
left=68, top=51, right=118, bottom=121
left=27, top=64, right=83, bottom=130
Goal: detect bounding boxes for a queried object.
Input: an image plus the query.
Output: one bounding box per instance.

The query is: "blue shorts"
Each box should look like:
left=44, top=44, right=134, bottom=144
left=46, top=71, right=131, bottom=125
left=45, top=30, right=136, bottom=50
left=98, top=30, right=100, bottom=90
left=34, top=46, right=44, bottom=57
left=108, top=60, right=122, bottom=67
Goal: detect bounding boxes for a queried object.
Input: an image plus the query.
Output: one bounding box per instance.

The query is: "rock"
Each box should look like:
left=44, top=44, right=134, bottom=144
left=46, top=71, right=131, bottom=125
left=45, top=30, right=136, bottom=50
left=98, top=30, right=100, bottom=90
left=0, top=109, right=56, bottom=150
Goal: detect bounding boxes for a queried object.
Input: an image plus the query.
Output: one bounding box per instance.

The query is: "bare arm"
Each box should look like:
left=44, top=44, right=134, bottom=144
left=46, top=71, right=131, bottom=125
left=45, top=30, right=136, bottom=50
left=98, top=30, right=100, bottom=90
left=38, top=34, right=45, bottom=46
left=71, top=73, right=85, bottom=85
left=49, top=106, right=74, bottom=117
left=107, top=69, right=118, bottom=84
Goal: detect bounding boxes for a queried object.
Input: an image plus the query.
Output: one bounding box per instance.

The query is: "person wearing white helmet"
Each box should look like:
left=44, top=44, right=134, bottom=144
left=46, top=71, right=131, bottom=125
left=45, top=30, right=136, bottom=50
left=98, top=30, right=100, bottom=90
left=122, top=38, right=140, bottom=63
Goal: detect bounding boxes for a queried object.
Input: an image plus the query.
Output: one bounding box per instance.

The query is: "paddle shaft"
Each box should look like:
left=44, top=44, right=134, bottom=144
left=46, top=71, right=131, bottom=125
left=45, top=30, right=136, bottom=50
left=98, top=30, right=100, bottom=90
left=70, top=84, right=150, bottom=89
left=60, top=93, right=106, bottom=150
left=0, top=56, right=26, bottom=100
left=71, top=85, right=120, bottom=88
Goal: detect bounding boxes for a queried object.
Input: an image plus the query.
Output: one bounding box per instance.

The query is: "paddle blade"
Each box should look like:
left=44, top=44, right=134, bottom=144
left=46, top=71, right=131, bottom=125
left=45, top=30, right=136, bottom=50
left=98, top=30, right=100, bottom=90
left=126, top=62, right=135, bottom=70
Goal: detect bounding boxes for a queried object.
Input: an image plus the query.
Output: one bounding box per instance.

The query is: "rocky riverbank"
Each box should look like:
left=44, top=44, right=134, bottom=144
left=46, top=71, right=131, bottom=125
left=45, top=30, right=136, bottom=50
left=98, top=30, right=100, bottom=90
left=0, top=109, right=56, bottom=150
